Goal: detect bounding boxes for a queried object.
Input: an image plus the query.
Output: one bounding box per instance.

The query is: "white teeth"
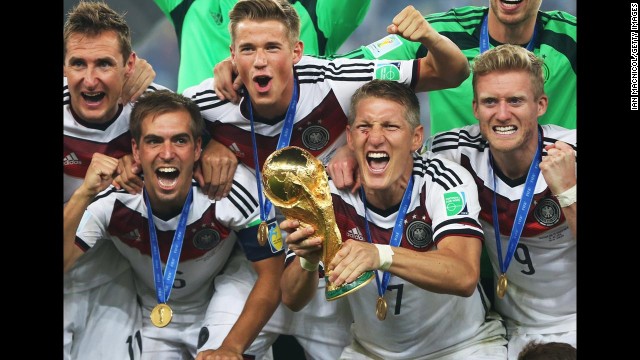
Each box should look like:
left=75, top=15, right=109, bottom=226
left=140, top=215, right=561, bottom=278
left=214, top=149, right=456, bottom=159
left=158, top=168, right=177, bottom=173
left=494, top=126, right=516, bottom=135
left=367, top=152, right=389, bottom=159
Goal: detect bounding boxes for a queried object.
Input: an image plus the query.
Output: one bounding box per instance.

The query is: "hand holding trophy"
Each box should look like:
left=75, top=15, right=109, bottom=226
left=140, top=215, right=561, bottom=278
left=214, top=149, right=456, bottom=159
left=262, top=146, right=374, bottom=300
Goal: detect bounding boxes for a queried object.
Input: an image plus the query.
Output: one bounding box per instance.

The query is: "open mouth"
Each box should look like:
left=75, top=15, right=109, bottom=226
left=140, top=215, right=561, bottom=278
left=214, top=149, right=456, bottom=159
left=493, top=125, right=517, bottom=135
left=253, top=75, right=272, bottom=91
left=501, top=0, right=523, bottom=4
left=81, top=92, right=106, bottom=103
left=366, top=152, right=389, bottom=173
left=156, top=167, right=180, bottom=189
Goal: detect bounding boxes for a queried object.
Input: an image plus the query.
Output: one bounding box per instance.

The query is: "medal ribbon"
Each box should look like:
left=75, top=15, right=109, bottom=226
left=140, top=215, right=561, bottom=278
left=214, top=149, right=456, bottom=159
left=360, top=175, right=414, bottom=298
left=490, top=130, right=542, bottom=275
left=480, top=13, right=539, bottom=53
left=144, top=186, right=193, bottom=305
left=246, top=77, right=299, bottom=224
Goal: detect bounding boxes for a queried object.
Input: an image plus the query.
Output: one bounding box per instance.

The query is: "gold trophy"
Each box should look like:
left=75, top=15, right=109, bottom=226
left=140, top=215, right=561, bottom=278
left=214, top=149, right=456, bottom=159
left=262, top=146, right=374, bottom=300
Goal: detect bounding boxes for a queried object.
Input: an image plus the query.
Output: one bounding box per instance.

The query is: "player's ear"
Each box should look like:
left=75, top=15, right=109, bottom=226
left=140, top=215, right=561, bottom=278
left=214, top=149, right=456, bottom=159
left=132, top=138, right=141, bottom=163
left=292, top=40, right=303, bottom=64
left=194, top=137, right=202, bottom=161
left=411, top=125, right=424, bottom=152
left=124, top=52, right=137, bottom=77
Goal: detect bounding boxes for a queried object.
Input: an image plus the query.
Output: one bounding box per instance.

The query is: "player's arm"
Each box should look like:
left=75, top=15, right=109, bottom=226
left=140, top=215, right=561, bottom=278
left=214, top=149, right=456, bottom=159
left=280, top=219, right=322, bottom=311
left=64, top=153, right=119, bottom=272
left=388, top=6, right=469, bottom=92
left=328, top=234, right=481, bottom=297
left=121, top=55, right=156, bottom=104
left=312, top=0, right=371, bottom=56
left=326, top=143, right=360, bottom=193
left=540, top=141, right=577, bottom=237
left=215, top=251, right=284, bottom=357
left=193, top=138, right=239, bottom=201
left=196, top=225, right=285, bottom=359
left=111, top=154, right=144, bottom=194
left=212, top=57, right=241, bottom=104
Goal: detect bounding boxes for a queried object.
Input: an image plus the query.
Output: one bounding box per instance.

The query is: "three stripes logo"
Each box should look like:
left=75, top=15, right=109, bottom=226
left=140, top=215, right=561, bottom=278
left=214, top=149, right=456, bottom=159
left=346, top=227, right=364, bottom=241
left=63, top=152, right=82, bottom=165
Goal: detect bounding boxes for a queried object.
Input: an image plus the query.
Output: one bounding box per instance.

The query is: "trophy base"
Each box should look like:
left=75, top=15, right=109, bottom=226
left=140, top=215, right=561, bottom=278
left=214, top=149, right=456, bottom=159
left=325, top=270, right=375, bottom=301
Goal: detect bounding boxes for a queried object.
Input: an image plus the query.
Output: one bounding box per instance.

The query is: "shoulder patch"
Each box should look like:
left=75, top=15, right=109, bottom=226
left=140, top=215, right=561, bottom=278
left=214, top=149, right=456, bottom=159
left=366, top=35, right=403, bottom=58
left=375, top=62, right=401, bottom=81
left=443, top=191, right=469, bottom=216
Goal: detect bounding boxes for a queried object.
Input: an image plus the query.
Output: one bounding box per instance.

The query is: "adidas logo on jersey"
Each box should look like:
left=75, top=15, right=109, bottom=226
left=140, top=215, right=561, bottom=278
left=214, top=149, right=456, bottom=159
left=346, top=227, right=364, bottom=241
left=63, top=152, right=82, bottom=165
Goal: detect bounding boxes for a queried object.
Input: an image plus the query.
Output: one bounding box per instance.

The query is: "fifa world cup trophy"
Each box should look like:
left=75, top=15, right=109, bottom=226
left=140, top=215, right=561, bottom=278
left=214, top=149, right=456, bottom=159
left=262, top=146, right=374, bottom=300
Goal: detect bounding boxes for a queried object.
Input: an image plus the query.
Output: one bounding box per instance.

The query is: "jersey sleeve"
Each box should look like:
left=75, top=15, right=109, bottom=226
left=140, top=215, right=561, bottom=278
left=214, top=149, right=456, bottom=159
left=75, top=197, right=112, bottom=251
left=423, top=125, right=480, bottom=163
left=63, top=77, right=69, bottom=105
left=424, top=154, right=484, bottom=245
left=336, top=34, right=422, bottom=61
left=215, top=164, right=262, bottom=231
left=225, top=164, right=284, bottom=261
left=323, top=57, right=420, bottom=109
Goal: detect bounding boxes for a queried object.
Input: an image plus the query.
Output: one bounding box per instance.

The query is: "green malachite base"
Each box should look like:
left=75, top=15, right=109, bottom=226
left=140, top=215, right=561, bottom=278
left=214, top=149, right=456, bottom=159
left=325, top=270, right=374, bottom=301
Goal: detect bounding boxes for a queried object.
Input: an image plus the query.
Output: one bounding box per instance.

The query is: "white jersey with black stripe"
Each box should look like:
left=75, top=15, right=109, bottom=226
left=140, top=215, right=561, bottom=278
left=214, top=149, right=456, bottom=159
left=317, top=152, right=494, bottom=359
left=63, top=77, right=169, bottom=205
left=183, top=55, right=419, bottom=170
left=74, top=164, right=277, bottom=311
left=63, top=78, right=170, bottom=292
left=426, top=124, right=577, bottom=335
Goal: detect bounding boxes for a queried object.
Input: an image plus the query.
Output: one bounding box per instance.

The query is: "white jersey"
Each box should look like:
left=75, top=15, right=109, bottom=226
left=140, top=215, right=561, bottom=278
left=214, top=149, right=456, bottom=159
left=63, top=78, right=167, bottom=204
left=63, top=78, right=170, bottom=292
left=426, top=124, right=577, bottom=335
left=287, top=152, right=496, bottom=359
left=63, top=78, right=169, bottom=359
left=184, top=56, right=420, bottom=356
left=74, top=165, right=280, bottom=312
left=183, top=55, right=420, bottom=168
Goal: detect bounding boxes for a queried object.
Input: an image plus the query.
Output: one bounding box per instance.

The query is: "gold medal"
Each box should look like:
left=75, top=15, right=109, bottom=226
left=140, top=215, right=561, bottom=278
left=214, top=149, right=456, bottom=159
left=150, top=303, right=173, bottom=328
left=497, top=273, right=508, bottom=299
left=257, top=221, right=269, bottom=246
left=375, top=296, right=387, bottom=321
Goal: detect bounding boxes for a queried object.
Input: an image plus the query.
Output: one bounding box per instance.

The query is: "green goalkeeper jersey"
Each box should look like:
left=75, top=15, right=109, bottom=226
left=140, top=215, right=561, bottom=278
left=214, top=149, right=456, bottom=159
left=155, top=0, right=371, bottom=92
left=337, top=6, right=577, bottom=135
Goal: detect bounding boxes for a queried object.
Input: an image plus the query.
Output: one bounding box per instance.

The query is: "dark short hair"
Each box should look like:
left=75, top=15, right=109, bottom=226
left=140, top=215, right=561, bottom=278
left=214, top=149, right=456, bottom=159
left=63, top=1, right=132, bottom=64
left=129, top=90, right=205, bottom=143
left=348, top=79, right=421, bottom=130
left=518, top=341, right=577, bottom=360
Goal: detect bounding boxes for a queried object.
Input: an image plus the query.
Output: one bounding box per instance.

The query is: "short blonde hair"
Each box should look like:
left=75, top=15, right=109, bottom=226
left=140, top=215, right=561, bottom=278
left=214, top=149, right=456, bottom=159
left=472, top=44, right=545, bottom=100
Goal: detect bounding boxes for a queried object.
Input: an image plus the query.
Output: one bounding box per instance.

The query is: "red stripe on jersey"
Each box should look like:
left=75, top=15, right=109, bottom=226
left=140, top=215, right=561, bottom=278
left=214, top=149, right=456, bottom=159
left=460, top=158, right=567, bottom=238
left=107, top=200, right=231, bottom=261
left=208, top=91, right=347, bottom=169
left=331, top=193, right=436, bottom=252
left=63, top=132, right=131, bottom=178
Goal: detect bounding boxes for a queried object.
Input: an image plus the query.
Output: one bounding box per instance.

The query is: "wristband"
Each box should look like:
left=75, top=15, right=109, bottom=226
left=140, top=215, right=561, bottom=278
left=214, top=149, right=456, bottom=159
left=299, top=257, right=319, bottom=272
left=375, top=244, right=394, bottom=271
left=555, top=184, right=577, bottom=207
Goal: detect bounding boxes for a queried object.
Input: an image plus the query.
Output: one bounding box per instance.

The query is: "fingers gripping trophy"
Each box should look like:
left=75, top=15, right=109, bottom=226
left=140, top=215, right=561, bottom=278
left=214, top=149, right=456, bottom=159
left=262, top=146, right=374, bottom=300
